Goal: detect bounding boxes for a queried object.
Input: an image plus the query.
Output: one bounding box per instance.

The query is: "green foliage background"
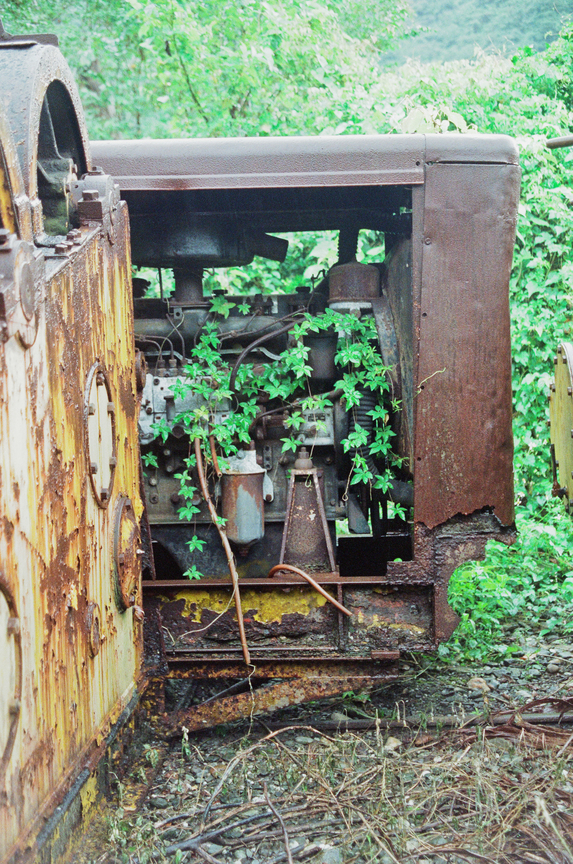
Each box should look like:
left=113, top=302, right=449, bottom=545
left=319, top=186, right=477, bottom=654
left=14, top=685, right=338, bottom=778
left=388, top=0, right=573, bottom=64
left=3, top=1, right=573, bottom=657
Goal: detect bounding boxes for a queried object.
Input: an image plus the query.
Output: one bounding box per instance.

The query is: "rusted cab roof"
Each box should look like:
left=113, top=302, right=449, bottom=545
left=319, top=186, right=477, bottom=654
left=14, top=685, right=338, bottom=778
left=91, top=133, right=519, bottom=191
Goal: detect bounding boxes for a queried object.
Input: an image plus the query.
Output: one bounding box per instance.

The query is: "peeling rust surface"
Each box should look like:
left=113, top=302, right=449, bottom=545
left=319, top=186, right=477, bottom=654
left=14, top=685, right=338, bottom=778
left=414, top=161, right=520, bottom=529
left=0, top=52, right=143, bottom=861
left=165, top=671, right=398, bottom=734
left=550, top=342, right=573, bottom=505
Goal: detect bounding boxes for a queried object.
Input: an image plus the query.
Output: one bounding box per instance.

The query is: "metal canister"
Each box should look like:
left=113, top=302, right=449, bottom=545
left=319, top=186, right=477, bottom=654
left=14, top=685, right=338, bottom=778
left=221, top=449, right=265, bottom=549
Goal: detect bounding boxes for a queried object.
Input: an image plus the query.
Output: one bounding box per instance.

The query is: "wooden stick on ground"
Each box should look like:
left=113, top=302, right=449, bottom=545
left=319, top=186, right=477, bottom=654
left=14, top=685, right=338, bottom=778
left=194, top=437, right=250, bottom=665
left=264, top=781, right=294, bottom=864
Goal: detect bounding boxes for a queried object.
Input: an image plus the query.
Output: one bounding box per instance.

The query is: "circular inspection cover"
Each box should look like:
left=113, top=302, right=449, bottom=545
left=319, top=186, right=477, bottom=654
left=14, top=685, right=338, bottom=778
left=84, top=362, right=117, bottom=508
left=549, top=342, right=573, bottom=509
left=0, top=582, right=21, bottom=779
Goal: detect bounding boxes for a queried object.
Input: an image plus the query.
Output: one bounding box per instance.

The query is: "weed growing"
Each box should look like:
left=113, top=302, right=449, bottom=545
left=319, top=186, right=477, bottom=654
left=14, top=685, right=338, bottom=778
left=442, top=500, right=573, bottom=664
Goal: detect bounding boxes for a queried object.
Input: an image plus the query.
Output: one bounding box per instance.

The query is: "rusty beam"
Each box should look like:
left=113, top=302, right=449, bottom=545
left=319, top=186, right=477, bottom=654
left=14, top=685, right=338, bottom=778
left=163, top=656, right=400, bottom=679
left=164, top=672, right=398, bottom=735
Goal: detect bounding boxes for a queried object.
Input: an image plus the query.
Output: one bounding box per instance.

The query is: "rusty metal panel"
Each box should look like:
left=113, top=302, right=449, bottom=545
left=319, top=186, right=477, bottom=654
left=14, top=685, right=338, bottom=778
left=91, top=134, right=518, bottom=194
left=550, top=342, right=573, bottom=505
left=91, top=134, right=427, bottom=190
left=424, top=133, right=519, bottom=165
left=165, top=670, right=398, bottom=734
left=0, top=44, right=90, bottom=239
left=0, top=64, right=143, bottom=863
left=414, top=160, right=520, bottom=529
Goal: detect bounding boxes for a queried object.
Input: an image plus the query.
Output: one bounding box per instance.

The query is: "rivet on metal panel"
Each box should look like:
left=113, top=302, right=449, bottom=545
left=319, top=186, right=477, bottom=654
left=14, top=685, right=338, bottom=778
left=107, top=401, right=116, bottom=415
left=82, top=189, right=100, bottom=201
left=100, top=488, right=109, bottom=501
left=149, top=494, right=159, bottom=504
left=109, top=456, right=118, bottom=468
left=555, top=357, right=559, bottom=365
left=90, top=462, right=98, bottom=474
left=7, top=617, right=19, bottom=636
left=424, top=237, right=431, bottom=245
left=569, top=387, right=572, bottom=396
left=96, top=372, right=105, bottom=386
left=550, top=383, right=556, bottom=392
left=88, top=402, right=96, bottom=415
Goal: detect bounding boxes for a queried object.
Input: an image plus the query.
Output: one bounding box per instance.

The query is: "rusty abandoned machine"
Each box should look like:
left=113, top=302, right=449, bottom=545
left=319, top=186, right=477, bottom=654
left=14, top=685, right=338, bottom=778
left=0, top=27, right=523, bottom=864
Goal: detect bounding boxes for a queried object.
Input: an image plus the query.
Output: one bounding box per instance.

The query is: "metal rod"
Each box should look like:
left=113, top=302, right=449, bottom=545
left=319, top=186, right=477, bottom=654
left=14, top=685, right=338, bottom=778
left=547, top=135, right=573, bottom=149
left=194, top=438, right=251, bottom=665
left=268, top=564, right=353, bottom=617
left=312, top=471, right=336, bottom=572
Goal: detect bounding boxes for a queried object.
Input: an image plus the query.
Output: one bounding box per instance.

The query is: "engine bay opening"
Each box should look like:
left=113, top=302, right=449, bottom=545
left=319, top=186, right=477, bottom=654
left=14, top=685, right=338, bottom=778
left=132, top=182, right=415, bottom=584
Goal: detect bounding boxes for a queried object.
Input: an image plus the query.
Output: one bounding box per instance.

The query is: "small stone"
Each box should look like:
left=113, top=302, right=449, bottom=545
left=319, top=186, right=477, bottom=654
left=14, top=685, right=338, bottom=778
left=148, top=796, right=169, bottom=808
left=516, top=690, right=533, bottom=700
left=467, top=676, right=490, bottom=693
left=317, top=847, right=342, bottom=864
left=295, top=736, right=315, bottom=743
left=203, top=843, right=225, bottom=854
left=547, top=663, right=561, bottom=673
left=290, top=837, right=308, bottom=850
left=487, top=737, right=514, bottom=752
left=383, top=736, right=403, bottom=752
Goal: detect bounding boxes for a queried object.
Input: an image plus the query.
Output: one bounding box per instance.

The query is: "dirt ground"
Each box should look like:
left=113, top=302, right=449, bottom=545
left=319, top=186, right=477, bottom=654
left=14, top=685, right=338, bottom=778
left=73, top=631, right=573, bottom=864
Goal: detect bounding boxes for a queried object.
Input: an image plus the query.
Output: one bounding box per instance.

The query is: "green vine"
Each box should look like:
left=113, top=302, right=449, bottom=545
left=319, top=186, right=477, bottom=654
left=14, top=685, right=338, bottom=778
left=147, top=298, right=406, bottom=578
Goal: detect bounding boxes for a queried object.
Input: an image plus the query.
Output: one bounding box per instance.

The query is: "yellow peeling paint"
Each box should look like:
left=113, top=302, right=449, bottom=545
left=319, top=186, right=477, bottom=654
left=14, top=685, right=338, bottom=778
left=79, top=774, right=99, bottom=819
left=352, top=610, right=426, bottom=634
left=169, top=586, right=328, bottom=624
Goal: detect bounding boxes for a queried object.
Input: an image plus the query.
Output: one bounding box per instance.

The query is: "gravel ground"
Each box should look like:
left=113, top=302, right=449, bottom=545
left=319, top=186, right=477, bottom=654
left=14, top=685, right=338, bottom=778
left=72, top=630, right=573, bottom=864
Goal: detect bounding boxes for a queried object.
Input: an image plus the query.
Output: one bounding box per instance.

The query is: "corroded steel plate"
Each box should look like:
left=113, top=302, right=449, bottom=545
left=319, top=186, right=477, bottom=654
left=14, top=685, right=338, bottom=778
left=550, top=342, right=573, bottom=507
